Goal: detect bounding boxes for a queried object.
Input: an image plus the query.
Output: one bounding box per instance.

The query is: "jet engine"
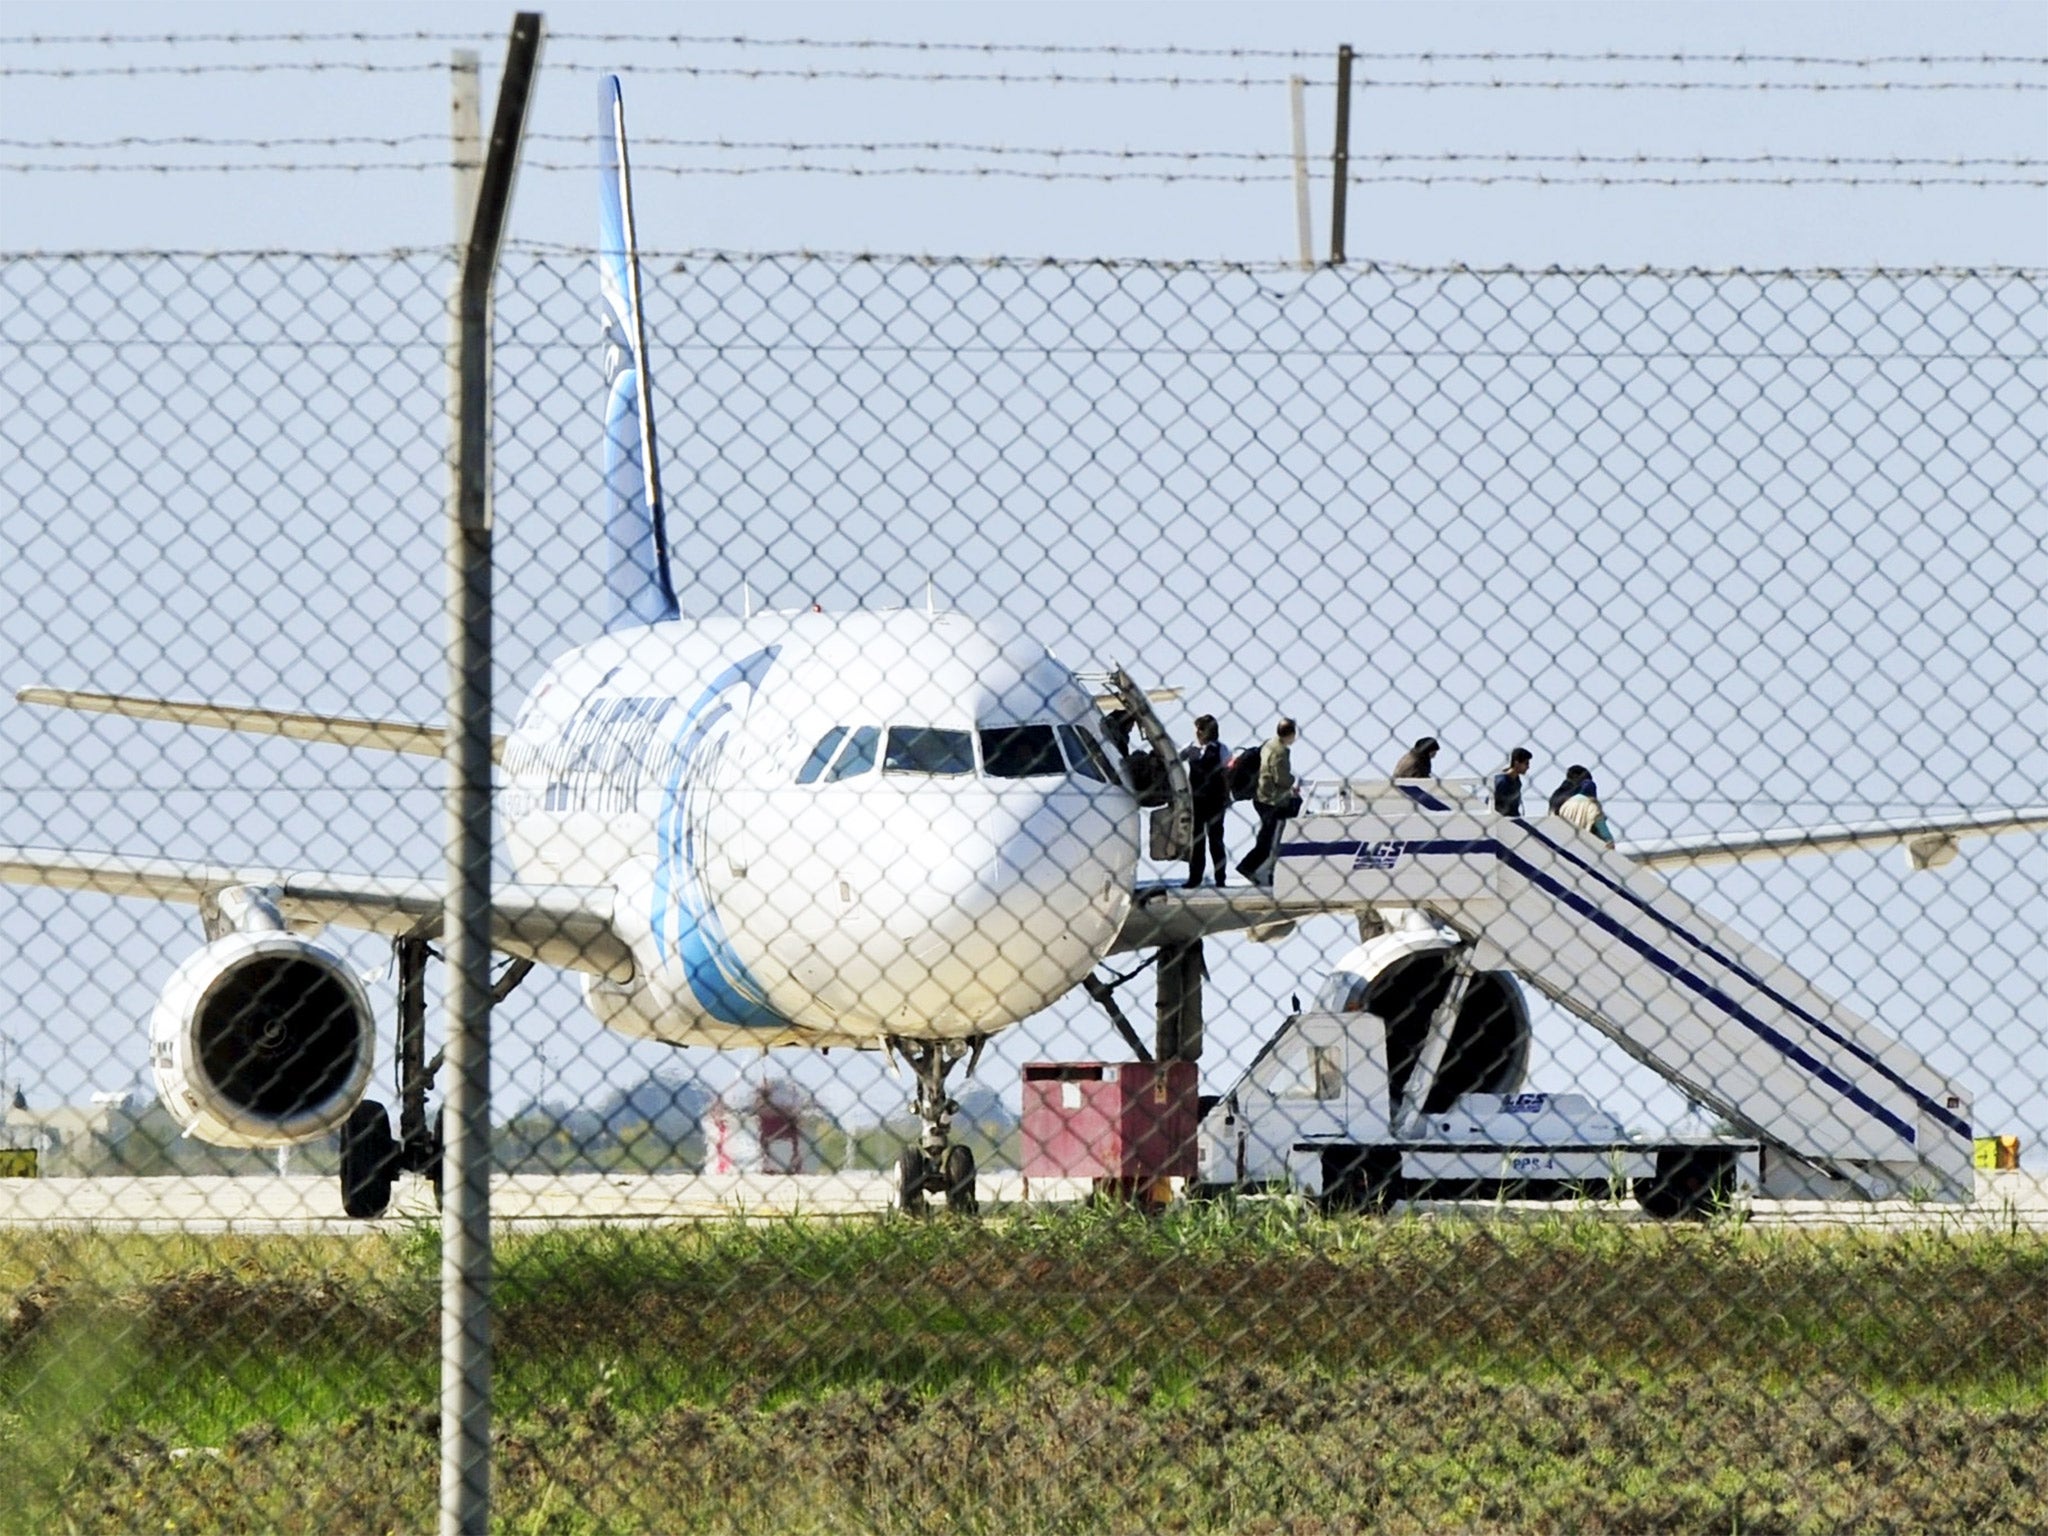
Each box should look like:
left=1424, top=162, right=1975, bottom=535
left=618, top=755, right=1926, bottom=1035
left=150, top=929, right=377, bottom=1148
left=1317, top=918, right=1531, bottom=1116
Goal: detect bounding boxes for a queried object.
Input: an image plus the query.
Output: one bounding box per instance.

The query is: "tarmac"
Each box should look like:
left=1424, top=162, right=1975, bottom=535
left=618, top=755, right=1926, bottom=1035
left=0, top=1168, right=2042, bottom=1235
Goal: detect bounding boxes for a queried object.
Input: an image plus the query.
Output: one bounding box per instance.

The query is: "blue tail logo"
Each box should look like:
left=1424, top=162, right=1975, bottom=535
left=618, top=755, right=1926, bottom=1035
left=598, top=76, right=682, bottom=631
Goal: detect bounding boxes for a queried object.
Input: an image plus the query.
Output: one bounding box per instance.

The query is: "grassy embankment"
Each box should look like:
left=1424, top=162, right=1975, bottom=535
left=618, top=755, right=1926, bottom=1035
left=4, top=1202, right=2045, bottom=1533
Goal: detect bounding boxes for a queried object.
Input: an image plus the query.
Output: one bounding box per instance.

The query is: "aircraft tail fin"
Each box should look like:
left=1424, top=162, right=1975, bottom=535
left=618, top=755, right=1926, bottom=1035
left=598, top=75, right=681, bottom=631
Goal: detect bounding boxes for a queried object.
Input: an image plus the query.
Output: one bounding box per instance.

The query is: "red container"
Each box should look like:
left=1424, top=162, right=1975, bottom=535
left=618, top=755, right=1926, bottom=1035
left=1020, top=1060, right=1199, bottom=1180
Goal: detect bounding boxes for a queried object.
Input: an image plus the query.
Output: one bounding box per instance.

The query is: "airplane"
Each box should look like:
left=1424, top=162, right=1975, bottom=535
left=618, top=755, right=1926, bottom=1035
left=6, top=79, right=2046, bottom=1219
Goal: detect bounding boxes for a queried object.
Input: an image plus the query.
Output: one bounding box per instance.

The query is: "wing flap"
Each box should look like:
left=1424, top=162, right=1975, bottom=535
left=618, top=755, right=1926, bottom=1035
left=0, top=846, right=629, bottom=980
left=15, top=686, right=506, bottom=763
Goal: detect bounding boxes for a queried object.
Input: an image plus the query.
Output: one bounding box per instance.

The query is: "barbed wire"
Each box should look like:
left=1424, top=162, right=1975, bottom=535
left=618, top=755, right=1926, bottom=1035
left=7, top=245, right=2043, bottom=280
left=4, top=59, right=2045, bottom=91
left=4, top=135, right=2040, bottom=174
left=2, top=32, right=2044, bottom=69
left=7, top=157, right=2043, bottom=189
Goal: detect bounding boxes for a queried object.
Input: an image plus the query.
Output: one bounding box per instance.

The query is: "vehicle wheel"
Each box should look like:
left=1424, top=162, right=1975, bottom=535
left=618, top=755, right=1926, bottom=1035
left=896, top=1148, right=928, bottom=1215
left=340, top=1100, right=399, bottom=1220
left=1634, top=1148, right=1736, bottom=1221
left=941, top=1144, right=978, bottom=1216
left=1321, top=1148, right=1401, bottom=1215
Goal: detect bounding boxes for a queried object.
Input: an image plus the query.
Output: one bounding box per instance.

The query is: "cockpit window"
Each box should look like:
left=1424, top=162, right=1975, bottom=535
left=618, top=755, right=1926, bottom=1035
left=822, top=726, right=880, bottom=781
left=1059, top=723, right=1119, bottom=785
left=883, top=726, right=976, bottom=776
left=980, top=724, right=1064, bottom=779
left=795, top=727, right=849, bottom=784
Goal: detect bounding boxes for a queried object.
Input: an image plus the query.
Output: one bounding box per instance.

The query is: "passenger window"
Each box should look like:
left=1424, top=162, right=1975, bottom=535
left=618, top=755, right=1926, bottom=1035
left=795, top=727, right=849, bottom=785
left=980, top=724, right=1063, bottom=779
left=1059, top=724, right=1119, bottom=785
left=883, top=726, right=976, bottom=776
left=823, top=726, right=880, bottom=781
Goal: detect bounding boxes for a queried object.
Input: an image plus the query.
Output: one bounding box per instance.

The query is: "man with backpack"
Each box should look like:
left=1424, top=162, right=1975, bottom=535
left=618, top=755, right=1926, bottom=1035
left=1236, top=717, right=1299, bottom=886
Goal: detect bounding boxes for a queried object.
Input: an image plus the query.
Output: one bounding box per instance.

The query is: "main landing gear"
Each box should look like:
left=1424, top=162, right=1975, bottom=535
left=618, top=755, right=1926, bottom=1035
left=889, top=1035, right=985, bottom=1216
left=338, top=936, right=533, bottom=1220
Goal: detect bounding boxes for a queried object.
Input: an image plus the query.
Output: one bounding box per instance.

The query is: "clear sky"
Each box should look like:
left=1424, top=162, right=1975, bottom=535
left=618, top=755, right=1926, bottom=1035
left=3, top=1, right=2044, bottom=266
left=2, top=4, right=2045, bottom=1151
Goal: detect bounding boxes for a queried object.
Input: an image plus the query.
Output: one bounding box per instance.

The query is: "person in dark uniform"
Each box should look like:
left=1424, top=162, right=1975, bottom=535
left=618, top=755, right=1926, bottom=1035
left=1493, top=747, right=1534, bottom=815
left=1392, top=736, right=1440, bottom=779
left=1181, top=714, right=1229, bottom=887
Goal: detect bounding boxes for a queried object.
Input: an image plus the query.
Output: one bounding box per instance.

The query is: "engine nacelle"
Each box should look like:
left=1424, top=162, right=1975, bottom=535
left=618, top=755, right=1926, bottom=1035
left=150, top=930, right=377, bottom=1148
left=1318, top=917, right=1532, bottom=1117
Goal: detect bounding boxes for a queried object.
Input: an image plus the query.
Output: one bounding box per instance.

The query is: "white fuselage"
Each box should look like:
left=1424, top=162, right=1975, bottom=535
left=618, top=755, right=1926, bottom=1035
left=501, top=610, right=1138, bottom=1049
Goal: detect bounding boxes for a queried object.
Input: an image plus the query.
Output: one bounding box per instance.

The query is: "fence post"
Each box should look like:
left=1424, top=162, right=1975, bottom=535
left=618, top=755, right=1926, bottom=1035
left=1330, top=43, right=1353, bottom=265
left=1289, top=75, right=1314, bottom=269
left=442, top=14, right=541, bottom=1536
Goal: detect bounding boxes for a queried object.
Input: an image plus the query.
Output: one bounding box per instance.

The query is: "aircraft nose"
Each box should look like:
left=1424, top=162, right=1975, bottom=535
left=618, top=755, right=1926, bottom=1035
left=863, top=790, right=1132, bottom=1032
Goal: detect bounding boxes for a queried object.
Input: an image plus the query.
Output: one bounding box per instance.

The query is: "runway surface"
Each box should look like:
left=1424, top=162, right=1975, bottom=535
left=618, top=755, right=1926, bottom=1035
left=1, top=1169, right=2043, bottom=1235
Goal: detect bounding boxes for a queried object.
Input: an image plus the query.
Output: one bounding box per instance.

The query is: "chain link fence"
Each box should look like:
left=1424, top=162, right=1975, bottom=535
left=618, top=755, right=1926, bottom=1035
left=2, top=250, right=2045, bottom=1533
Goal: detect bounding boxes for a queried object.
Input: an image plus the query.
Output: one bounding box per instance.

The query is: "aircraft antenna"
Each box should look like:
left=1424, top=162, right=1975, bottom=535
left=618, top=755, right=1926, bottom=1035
left=743, top=577, right=753, bottom=619
left=925, top=575, right=936, bottom=617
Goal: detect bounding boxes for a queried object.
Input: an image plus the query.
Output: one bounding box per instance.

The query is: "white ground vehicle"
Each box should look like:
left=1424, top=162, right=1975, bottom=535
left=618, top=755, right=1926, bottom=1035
left=1194, top=999, right=1759, bottom=1218
left=1189, top=786, right=1990, bottom=1215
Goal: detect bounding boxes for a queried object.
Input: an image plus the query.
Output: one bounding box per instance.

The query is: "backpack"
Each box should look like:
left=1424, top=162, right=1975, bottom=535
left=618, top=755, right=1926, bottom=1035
left=1125, top=749, right=1169, bottom=809
left=1225, top=745, right=1261, bottom=802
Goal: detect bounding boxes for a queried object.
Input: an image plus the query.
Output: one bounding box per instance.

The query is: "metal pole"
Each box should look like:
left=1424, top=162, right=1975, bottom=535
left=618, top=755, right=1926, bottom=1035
left=445, top=46, right=482, bottom=532
left=451, top=51, right=482, bottom=243
left=397, top=937, right=429, bottom=1157
left=422, top=53, right=479, bottom=1178
left=1330, top=44, right=1353, bottom=265
left=442, top=15, right=540, bottom=1536
left=1155, top=941, right=1206, bottom=1064
left=1288, top=75, right=1313, bottom=269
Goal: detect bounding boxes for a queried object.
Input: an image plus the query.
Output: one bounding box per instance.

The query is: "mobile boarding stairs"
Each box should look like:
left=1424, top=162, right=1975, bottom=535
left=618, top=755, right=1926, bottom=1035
left=1194, top=781, right=1976, bottom=1216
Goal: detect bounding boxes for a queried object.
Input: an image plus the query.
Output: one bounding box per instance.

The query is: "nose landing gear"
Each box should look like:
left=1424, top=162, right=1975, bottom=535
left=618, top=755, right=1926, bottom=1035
left=889, top=1035, right=985, bottom=1215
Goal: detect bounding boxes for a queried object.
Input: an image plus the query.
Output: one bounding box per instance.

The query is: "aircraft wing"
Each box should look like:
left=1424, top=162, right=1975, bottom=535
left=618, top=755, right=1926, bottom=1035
left=0, top=846, right=630, bottom=980
left=15, top=686, right=506, bottom=763
left=1617, top=808, right=2048, bottom=873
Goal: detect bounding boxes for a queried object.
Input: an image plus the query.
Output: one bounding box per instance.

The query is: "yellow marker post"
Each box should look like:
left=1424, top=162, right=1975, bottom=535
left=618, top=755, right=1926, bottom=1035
left=1973, top=1136, right=2021, bottom=1170
left=0, top=1148, right=38, bottom=1178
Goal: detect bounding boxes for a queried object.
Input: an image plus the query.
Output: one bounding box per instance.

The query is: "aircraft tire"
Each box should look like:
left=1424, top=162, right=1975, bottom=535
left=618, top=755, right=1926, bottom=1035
left=340, top=1099, right=399, bottom=1220
left=1634, top=1148, right=1736, bottom=1221
left=942, top=1144, right=978, bottom=1216
left=896, top=1148, right=928, bottom=1215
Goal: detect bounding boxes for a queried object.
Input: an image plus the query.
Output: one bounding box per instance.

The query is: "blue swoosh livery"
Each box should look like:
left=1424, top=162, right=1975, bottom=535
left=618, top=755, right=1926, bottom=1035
left=651, top=646, right=784, bottom=1026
